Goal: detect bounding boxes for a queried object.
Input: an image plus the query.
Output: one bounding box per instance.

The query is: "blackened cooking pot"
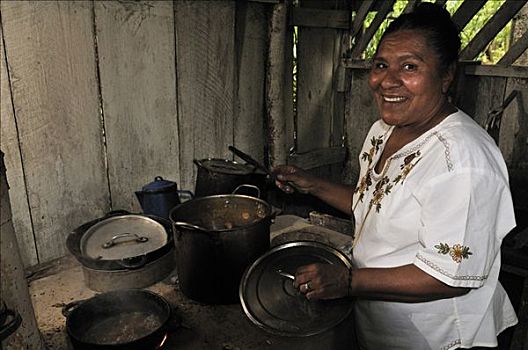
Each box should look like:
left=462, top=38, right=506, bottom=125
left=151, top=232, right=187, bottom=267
left=194, top=158, right=267, bottom=197
left=169, top=192, right=273, bottom=304
left=62, top=289, right=172, bottom=350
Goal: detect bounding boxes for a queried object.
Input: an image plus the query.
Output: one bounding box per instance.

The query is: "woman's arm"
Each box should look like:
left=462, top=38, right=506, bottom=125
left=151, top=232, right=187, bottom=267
left=273, top=165, right=354, bottom=214
left=350, top=264, right=470, bottom=302
left=295, top=263, right=469, bottom=302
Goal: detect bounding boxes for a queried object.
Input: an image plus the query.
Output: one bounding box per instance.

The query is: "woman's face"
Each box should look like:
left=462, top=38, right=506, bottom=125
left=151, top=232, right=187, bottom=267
left=368, top=30, right=453, bottom=129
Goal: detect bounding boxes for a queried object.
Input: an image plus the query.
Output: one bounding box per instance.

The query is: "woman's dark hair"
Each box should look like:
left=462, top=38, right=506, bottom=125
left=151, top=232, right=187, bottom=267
left=380, top=2, right=461, bottom=73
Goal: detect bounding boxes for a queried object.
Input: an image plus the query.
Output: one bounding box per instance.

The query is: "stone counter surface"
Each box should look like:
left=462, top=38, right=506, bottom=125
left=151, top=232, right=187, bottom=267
left=28, top=215, right=357, bottom=350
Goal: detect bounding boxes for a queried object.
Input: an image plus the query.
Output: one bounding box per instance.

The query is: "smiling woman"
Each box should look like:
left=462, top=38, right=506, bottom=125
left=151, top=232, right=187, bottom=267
left=272, top=3, right=518, bottom=350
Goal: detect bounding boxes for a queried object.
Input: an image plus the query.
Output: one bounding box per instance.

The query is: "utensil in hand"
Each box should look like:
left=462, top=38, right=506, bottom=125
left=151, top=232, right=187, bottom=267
left=228, top=146, right=302, bottom=193
left=276, top=269, right=295, bottom=281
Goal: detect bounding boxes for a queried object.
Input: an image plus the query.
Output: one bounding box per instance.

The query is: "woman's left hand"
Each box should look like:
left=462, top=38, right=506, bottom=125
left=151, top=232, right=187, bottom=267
left=293, top=263, right=349, bottom=300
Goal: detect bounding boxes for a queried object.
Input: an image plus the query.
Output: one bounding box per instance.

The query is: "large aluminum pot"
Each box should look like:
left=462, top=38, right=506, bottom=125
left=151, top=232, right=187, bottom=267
left=169, top=192, right=273, bottom=304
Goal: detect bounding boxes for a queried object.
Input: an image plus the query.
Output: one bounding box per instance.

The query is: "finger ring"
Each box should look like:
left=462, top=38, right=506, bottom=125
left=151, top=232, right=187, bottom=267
left=303, top=282, right=311, bottom=292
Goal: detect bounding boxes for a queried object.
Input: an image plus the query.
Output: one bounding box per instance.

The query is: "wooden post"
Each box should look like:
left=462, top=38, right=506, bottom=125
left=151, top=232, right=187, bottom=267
left=0, top=151, right=46, bottom=350
left=267, top=0, right=292, bottom=167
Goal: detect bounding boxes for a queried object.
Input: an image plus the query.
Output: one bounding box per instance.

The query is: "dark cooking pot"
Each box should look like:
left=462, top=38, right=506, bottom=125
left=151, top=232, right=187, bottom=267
left=62, top=289, right=172, bottom=350
left=194, top=158, right=267, bottom=197
left=169, top=191, right=273, bottom=304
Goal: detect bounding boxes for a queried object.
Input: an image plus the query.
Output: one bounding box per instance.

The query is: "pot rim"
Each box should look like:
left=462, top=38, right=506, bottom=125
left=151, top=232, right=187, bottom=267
left=169, top=193, right=273, bottom=233
left=65, top=289, right=171, bottom=347
left=67, top=212, right=174, bottom=271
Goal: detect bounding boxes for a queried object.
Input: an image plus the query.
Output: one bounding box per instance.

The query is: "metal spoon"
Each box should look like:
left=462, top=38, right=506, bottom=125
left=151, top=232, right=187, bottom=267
left=276, top=269, right=295, bottom=281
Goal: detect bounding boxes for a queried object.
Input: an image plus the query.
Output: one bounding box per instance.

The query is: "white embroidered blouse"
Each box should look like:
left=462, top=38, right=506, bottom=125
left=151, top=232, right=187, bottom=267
left=351, top=110, right=518, bottom=350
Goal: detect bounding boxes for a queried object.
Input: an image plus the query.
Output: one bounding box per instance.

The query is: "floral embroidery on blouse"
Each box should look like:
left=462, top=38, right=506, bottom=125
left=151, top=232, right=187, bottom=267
left=435, top=243, right=473, bottom=263
left=352, top=133, right=423, bottom=247
left=361, top=135, right=384, bottom=163
left=393, top=151, right=421, bottom=185
left=371, top=175, right=392, bottom=212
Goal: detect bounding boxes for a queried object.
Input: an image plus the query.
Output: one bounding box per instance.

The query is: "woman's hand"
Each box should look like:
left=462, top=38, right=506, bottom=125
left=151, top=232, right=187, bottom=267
left=293, top=263, right=349, bottom=300
left=272, top=165, right=318, bottom=194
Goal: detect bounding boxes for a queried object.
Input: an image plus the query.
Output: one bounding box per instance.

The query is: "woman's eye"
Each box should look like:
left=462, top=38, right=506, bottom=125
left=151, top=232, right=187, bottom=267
left=403, top=63, right=417, bottom=71
left=372, top=62, right=387, bottom=70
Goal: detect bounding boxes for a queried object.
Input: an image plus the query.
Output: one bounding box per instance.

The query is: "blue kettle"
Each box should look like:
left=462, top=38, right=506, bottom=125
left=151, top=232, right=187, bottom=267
left=135, top=176, right=192, bottom=220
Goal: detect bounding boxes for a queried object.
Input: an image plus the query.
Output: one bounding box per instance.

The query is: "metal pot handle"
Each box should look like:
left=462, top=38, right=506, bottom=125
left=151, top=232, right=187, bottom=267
left=177, top=190, right=194, bottom=203
left=172, top=221, right=209, bottom=233
left=0, top=308, right=22, bottom=341
left=61, top=299, right=87, bottom=318
left=193, top=159, right=205, bottom=169
left=101, top=233, right=149, bottom=249
left=233, top=184, right=260, bottom=198
left=116, top=255, right=149, bottom=270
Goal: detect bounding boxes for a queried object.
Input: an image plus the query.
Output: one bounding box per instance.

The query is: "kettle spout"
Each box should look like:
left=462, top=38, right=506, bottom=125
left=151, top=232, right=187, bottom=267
left=135, top=191, right=145, bottom=206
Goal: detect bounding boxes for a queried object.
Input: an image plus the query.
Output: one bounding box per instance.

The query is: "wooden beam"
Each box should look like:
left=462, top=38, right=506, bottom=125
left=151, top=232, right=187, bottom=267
left=498, top=30, right=528, bottom=66
left=351, top=0, right=396, bottom=58
left=464, top=65, right=528, bottom=79
left=451, top=0, right=487, bottom=31
left=350, top=0, right=375, bottom=39
left=342, top=58, right=371, bottom=69
left=403, top=0, right=420, bottom=14
left=288, top=146, right=346, bottom=169
left=460, top=0, right=527, bottom=61
left=290, top=8, right=350, bottom=29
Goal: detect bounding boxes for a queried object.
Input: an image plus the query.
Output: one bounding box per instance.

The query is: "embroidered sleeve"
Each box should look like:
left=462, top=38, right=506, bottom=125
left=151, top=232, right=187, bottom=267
left=412, top=169, right=515, bottom=288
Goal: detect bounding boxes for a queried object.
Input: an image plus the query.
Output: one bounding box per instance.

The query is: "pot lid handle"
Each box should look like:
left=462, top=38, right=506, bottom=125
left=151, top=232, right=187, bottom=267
left=102, top=233, right=149, bottom=249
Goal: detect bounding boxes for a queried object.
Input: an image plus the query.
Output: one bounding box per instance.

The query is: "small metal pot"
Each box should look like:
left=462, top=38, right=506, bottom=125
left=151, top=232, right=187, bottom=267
left=62, top=289, right=172, bottom=350
left=194, top=158, right=267, bottom=197
left=170, top=191, right=273, bottom=304
left=67, top=211, right=176, bottom=291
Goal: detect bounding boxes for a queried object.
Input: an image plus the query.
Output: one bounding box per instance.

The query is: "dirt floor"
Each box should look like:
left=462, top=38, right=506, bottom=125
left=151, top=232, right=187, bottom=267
left=28, top=215, right=357, bottom=350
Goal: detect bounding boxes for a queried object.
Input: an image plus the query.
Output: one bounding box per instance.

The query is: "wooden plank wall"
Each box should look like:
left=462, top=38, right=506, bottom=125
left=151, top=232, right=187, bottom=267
left=95, top=1, right=179, bottom=211
left=1, top=1, right=108, bottom=265
left=0, top=0, right=269, bottom=266
left=455, top=66, right=528, bottom=209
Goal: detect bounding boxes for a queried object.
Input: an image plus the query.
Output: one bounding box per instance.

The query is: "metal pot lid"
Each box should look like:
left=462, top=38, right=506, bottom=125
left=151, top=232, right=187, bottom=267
left=141, top=176, right=178, bottom=193
left=80, top=215, right=169, bottom=261
left=239, top=241, right=353, bottom=337
left=197, top=158, right=255, bottom=175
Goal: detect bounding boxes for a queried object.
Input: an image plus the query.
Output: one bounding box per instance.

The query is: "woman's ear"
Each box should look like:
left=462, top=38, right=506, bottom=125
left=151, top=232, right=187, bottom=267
left=441, top=62, right=457, bottom=94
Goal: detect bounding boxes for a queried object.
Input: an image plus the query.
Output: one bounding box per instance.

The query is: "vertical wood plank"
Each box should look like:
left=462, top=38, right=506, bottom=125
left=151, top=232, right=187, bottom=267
left=456, top=75, right=507, bottom=128
left=234, top=1, right=268, bottom=162
left=1, top=1, right=109, bottom=263
left=296, top=0, right=348, bottom=153
left=499, top=77, right=528, bottom=208
left=95, top=1, right=180, bottom=210
left=499, top=77, right=528, bottom=168
left=0, top=24, right=38, bottom=267
left=343, top=68, right=379, bottom=184
left=175, top=0, right=236, bottom=191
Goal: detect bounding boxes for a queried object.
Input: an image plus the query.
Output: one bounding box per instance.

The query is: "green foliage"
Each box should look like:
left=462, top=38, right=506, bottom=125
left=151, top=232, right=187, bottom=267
left=361, top=0, right=510, bottom=65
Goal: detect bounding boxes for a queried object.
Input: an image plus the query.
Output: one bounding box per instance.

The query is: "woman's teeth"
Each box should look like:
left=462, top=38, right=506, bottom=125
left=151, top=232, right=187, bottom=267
left=383, top=96, right=406, bottom=102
